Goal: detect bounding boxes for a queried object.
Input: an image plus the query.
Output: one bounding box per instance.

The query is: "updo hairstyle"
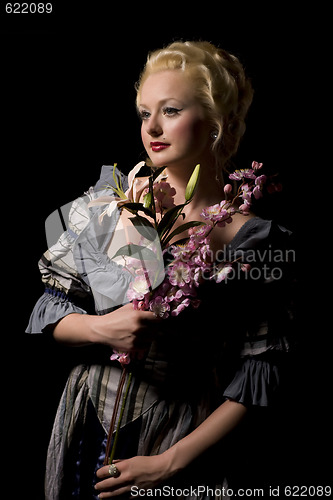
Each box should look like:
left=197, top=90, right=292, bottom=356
left=136, top=41, right=254, bottom=178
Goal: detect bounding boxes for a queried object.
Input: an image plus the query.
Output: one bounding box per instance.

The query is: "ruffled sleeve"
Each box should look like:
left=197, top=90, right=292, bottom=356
left=26, top=289, right=89, bottom=334
left=25, top=198, right=94, bottom=334
left=223, top=356, right=281, bottom=406
left=26, top=165, right=128, bottom=334
left=219, top=217, right=295, bottom=407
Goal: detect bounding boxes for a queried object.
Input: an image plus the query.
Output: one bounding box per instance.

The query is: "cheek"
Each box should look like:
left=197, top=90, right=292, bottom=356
left=141, top=124, right=148, bottom=148
left=174, top=117, right=209, bottom=150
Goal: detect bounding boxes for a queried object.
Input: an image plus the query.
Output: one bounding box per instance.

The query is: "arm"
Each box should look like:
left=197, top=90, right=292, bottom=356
left=95, top=399, right=247, bottom=498
left=53, top=303, right=160, bottom=353
left=163, top=399, right=247, bottom=472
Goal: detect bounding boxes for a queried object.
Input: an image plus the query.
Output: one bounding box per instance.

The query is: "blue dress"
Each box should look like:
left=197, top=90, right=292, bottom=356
left=26, top=164, right=295, bottom=499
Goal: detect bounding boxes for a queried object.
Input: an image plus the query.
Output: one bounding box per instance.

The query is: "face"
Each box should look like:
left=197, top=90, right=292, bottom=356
left=138, top=70, right=212, bottom=171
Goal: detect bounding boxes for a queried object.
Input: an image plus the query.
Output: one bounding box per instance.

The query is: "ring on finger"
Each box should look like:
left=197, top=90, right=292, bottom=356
left=108, top=463, right=120, bottom=478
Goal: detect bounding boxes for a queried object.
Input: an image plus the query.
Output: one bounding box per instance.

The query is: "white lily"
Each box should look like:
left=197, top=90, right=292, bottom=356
left=88, top=162, right=152, bottom=224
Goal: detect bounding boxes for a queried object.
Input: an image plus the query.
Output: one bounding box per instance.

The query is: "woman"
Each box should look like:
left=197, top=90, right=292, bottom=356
left=27, top=41, right=293, bottom=499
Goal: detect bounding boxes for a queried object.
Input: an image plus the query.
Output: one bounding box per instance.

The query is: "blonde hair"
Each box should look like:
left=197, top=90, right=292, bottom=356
left=136, top=41, right=254, bottom=178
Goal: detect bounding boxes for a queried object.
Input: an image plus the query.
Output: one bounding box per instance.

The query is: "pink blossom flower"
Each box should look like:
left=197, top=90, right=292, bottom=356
left=216, top=213, right=233, bottom=228
left=132, top=295, right=150, bottom=310
left=240, top=183, right=252, bottom=203
left=162, top=284, right=184, bottom=302
left=127, top=274, right=151, bottom=301
left=201, top=201, right=234, bottom=226
left=190, top=245, right=212, bottom=274
left=189, top=264, right=205, bottom=287
left=170, top=297, right=191, bottom=316
left=168, top=245, right=186, bottom=263
left=201, top=203, right=222, bottom=220
left=170, top=237, right=199, bottom=262
left=151, top=181, right=176, bottom=213
left=175, top=282, right=197, bottom=296
left=229, top=169, right=256, bottom=181
left=149, top=295, right=170, bottom=318
left=252, top=161, right=263, bottom=170
left=188, top=224, right=211, bottom=241
left=212, top=263, right=234, bottom=283
left=239, top=200, right=251, bottom=215
left=168, top=261, right=192, bottom=287
left=253, top=175, right=267, bottom=199
left=110, top=350, right=131, bottom=365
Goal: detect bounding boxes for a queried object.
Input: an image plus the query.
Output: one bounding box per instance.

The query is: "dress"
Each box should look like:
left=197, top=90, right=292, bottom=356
left=26, top=164, right=295, bottom=500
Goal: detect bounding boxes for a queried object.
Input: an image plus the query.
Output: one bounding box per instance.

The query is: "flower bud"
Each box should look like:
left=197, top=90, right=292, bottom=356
left=185, top=164, right=200, bottom=201
left=223, top=183, right=232, bottom=195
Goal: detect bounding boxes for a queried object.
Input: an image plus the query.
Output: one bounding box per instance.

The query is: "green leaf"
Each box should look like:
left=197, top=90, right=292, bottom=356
left=111, top=243, right=157, bottom=261
left=121, top=202, right=154, bottom=218
left=162, top=221, right=205, bottom=246
left=128, top=215, right=157, bottom=241
left=185, top=164, right=200, bottom=202
left=156, top=203, right=186, bottom=238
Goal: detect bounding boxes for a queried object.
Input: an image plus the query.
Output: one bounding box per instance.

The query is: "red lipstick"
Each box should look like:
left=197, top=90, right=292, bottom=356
left=150, top=142, right=170, bottom=152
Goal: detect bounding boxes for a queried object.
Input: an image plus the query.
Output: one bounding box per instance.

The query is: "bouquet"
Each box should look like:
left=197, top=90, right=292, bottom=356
left=91, top=160, right=276, bottom=465
left=108, top=161, right=270, bottom=328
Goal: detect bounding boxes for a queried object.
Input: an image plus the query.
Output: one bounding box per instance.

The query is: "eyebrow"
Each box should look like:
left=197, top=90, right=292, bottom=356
left=138, top=98, right=185, bottom=109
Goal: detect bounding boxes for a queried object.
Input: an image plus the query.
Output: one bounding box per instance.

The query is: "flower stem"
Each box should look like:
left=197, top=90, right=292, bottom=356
left=108, top=371, right=133, bottom=464
left=103, top=368, right=127, bottom=466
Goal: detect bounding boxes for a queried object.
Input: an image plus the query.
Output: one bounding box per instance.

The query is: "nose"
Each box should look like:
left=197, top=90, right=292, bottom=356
left=145, top=114, right=163, bottom=138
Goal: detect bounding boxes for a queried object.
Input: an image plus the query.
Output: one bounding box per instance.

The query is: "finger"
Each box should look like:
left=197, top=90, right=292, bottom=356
left=95, top=462, right=126, bottom=488
left=138, top=310, right=162, bottom=323
left=95, top=477, right=122, bottom=493
left=95, top=477, right=132, bottom=497
left=96, top=465, right=113, bottom=479
left=96, top=463, right=122, bottom=480
left=98, top=485, right=132, bottom=498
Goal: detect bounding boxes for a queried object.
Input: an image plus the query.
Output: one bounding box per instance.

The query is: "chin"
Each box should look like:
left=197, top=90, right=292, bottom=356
left=149, top=156, right=171, bottom=169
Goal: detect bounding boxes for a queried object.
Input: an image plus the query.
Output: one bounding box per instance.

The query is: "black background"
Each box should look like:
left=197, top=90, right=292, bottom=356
left=2, top=3, right=330, bottom=498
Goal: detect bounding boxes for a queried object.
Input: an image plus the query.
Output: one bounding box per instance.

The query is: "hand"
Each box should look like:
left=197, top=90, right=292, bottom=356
left=95, top=455, right=173, bottom=498
left=52, top=303, right=161, bottom=351
left=91, top=303, right=161, bottom=354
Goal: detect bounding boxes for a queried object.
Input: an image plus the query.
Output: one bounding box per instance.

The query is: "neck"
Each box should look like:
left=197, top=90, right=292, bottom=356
left=165, top=159, right=224, bottom=210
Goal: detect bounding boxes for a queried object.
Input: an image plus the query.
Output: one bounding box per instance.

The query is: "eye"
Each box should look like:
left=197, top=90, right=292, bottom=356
left=162, top=107, right=183, bottom=117
left=138, top=109, right=151, bottom=121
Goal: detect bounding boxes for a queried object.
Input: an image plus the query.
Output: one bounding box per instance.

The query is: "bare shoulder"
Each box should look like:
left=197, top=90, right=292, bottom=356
left=210, top=212, right=256, bottom=252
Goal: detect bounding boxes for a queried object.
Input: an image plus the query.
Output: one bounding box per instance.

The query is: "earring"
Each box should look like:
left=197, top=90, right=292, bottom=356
left=211, top=131, right=218, bottom=140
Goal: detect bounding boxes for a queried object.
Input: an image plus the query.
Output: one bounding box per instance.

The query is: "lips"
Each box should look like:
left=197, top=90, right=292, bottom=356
left=150, top=142, right=170, bottom=152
